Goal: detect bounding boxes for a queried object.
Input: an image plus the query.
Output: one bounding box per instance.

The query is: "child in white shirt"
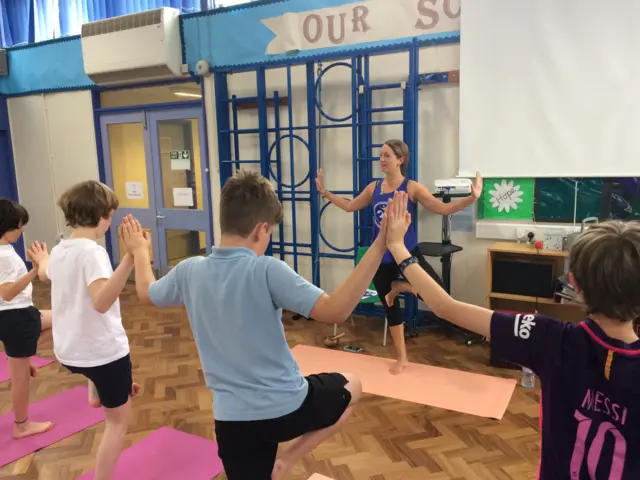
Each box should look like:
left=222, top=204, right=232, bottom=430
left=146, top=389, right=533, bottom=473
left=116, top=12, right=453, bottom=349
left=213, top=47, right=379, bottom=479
left=0, top=199, right=53, bottom=439
left=30, top=181, right=139, bottom=480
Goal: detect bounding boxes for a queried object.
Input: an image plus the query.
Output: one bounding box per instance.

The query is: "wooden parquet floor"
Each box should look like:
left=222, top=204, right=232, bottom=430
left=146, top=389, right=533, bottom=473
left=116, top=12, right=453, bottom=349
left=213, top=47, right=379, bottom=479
left=0, top=282, right=541, bottom=480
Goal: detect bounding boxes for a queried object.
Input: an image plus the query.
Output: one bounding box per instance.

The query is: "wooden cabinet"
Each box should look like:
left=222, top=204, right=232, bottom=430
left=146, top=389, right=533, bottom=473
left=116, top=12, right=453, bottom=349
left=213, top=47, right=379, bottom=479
left=487, top=242, right=585, bottom=323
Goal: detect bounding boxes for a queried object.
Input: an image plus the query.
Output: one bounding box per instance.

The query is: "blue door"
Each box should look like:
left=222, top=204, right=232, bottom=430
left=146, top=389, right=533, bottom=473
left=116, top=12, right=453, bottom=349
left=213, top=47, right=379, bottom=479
left=99, top=107, right=212, bottom=274
left=148, top=108, right=212, bottom=274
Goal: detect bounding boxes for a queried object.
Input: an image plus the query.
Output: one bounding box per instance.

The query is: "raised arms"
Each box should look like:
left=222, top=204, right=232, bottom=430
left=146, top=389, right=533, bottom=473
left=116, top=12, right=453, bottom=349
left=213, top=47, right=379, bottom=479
left=316, top=169, right=375, bottom=213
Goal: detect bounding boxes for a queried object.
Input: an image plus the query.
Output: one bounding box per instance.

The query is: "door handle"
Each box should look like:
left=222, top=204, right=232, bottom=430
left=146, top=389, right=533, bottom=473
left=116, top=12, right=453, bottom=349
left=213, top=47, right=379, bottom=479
left=156, top=215, right=166, bottom=219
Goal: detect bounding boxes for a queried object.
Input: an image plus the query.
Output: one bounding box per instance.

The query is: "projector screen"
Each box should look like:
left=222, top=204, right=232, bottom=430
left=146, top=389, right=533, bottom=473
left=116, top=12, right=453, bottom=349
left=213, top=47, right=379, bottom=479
left=459, top=1, right=640, bottom=178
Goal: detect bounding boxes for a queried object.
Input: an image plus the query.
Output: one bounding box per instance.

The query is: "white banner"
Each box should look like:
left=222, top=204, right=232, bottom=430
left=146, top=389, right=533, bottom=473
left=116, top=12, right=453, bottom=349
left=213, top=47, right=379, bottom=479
left=261, top=0, right=460, bottom=55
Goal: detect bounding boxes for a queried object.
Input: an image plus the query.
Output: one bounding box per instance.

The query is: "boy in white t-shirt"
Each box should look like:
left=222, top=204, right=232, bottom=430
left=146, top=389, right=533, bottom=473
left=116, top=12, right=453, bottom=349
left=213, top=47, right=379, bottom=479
left=29, top=181, right=139, bottom=480
left=0, top=199, right=53, bottom=439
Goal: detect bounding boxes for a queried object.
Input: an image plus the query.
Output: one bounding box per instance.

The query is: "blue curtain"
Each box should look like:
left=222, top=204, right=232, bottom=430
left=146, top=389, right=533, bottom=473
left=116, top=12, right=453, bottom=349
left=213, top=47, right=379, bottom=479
left=0, top=0, right=33, bottom=47
left=1, top=0, right=205, bottom=47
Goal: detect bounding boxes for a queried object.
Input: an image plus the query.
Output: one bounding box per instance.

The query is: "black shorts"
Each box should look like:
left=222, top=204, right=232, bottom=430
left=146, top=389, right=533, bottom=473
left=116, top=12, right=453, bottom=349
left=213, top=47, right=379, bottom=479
left=63, top=354, right=133, bottom=409
left=215, top=373, right=351, bottom=479
left=0, top=306, right=42, bottom=358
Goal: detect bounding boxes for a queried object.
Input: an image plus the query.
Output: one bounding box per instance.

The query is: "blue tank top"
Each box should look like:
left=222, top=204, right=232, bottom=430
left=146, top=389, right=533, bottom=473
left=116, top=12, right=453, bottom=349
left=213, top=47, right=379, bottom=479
left=371, top=178, right=418, bottom=264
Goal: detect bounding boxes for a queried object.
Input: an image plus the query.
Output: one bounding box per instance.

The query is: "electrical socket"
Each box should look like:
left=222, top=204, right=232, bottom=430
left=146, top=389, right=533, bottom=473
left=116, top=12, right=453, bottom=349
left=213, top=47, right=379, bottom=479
left=515, top=228, right=537, bottom=242
left=542, top=233, right=565, bottom=251
left=515, top=228, right=528, bottom=241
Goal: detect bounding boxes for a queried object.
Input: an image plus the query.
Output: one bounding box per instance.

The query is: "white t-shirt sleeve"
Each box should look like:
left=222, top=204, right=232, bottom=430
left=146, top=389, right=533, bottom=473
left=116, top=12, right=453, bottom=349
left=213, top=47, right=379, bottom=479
left=82, top=247, right=114, bottom=287
left=45, top=250, right=53, bottom=280
left=0, top=257, right=20, bottom=303
left=0, top=257, right=19, bottom=287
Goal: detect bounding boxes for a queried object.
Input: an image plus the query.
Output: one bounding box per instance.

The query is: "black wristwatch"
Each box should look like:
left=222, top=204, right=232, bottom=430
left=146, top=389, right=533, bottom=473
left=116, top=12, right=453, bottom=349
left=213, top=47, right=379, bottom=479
left=398, top=256, right=419, bottom=275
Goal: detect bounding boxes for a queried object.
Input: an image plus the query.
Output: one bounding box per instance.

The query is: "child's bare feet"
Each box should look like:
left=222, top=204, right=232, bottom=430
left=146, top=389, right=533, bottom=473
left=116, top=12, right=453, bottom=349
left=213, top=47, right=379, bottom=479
left=88, top=381, right=101, bottom=408
left=131, top=382, right=141, bottom=397
left=271, top=458, right=292, bottom=480
left=385, top=281, right=401, bottom=307
left=13, top=420, right=54, bottom=439
left=29, top=361, right=39, bottom=378
left=389, top=358, right=408, bottom=375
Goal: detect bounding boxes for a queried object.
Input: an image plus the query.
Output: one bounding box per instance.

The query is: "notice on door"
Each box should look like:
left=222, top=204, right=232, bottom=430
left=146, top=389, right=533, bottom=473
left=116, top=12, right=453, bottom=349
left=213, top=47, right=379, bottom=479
left=126, top=182, right=144, bottom=200
left=170, top=150, right=191, bottom=170
left=173, top=187, right=195, bottom=207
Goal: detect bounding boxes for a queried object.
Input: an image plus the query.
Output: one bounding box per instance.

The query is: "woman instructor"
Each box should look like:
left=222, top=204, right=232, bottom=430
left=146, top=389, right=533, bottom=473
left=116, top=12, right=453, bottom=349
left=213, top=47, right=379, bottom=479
left=316, top=139, right=482, bottom=374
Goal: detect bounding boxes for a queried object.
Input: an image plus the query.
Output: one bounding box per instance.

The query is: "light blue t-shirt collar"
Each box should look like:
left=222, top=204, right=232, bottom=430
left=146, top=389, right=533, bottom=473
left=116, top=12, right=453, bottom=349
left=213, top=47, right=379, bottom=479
left=210, top=246, right=257, bottom=258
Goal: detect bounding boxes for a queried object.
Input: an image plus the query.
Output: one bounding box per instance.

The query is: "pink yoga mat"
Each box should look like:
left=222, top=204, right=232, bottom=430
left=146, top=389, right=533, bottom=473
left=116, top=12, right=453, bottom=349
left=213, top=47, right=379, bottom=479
left=0, top=355, right=53, bottom=382
left=76, top=427, right=224, bottom=480
left=292, top=345, right=516, bottom=420
left=0, top=386, right=104, bottom=467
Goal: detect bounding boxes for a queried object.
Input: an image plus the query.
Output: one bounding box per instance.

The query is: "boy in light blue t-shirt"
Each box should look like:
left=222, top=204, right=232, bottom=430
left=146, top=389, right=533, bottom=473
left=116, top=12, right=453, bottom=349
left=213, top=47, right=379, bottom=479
left=121, top=170, right=390, bottom=480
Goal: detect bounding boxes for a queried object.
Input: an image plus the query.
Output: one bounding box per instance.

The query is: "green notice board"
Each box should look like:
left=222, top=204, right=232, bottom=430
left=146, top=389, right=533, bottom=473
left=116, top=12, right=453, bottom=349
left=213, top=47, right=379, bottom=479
left=477, top=178, right=535, bottom=220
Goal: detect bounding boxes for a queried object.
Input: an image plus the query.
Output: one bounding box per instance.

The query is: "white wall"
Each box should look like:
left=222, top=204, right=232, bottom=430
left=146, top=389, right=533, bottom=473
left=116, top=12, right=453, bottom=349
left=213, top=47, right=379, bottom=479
left=8, top=91, right=101, bottom=248
left=416, top=45, right=493, bottom=307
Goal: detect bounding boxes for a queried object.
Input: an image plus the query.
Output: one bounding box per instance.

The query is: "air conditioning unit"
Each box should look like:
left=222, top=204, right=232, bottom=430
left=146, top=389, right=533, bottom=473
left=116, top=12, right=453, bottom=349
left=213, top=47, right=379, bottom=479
left=81, top=8, right=184, bottom=86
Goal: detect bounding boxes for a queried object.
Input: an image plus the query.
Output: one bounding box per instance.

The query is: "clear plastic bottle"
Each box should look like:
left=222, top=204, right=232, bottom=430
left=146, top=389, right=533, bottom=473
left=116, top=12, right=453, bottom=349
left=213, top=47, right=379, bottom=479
left=521, top=367, right=535, bottom=388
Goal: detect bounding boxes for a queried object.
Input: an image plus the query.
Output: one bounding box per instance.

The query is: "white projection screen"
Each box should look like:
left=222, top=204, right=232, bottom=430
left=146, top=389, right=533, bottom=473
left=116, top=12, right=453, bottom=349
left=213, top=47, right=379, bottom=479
left=459, top=1, right=640, bottom=178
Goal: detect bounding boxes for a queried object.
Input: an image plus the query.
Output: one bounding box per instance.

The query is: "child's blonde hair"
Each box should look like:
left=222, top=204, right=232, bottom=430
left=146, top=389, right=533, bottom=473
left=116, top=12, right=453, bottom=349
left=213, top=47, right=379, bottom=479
left=58, top=181, right=119, bottom=228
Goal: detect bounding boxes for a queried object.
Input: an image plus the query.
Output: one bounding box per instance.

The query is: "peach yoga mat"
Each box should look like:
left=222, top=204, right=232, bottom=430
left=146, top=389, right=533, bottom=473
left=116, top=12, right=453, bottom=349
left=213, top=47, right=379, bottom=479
left=308, top=475, right=333, bottom=480
left=292, top=345, right=516, bottom=419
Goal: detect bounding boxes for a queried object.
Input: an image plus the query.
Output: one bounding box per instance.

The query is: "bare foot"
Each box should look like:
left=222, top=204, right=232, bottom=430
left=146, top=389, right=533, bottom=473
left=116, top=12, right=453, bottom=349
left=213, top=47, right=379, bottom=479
left=385, top=281, right=401, bottom=306
left=88, top=381, right=101, bottom=408
left=13, top=420, right=54, bottom=439
left=271, top=458, right=292, bottom=480
left=389, top=359, right=408, bottom=375
left=131, top=382, right=141, bottom=397
left=29, top=362, right=39, bottom=378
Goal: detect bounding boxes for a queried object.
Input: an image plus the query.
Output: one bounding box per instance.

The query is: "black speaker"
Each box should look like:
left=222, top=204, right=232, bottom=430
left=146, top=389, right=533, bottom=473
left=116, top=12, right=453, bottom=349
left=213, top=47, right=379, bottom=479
left=491, top=257, right=555, bottom=299
left=0, top=49, right=7, bottom=77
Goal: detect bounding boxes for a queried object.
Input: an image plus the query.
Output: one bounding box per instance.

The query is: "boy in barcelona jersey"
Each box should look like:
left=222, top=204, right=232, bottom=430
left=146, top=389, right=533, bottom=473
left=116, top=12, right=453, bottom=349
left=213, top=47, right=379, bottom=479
left=383, top=190, right=639, bottom=479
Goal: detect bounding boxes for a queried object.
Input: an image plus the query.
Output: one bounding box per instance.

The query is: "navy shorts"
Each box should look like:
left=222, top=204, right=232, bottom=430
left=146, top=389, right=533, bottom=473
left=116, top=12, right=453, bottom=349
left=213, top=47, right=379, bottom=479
left=0, top=306, right=41, bottom=358
left=64, top=354, right=133, bottom=409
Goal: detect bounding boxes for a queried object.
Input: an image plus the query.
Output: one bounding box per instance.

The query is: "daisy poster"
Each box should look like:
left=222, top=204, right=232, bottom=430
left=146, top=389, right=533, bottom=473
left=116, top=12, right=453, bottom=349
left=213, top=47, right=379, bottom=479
left=478, top=178, right=535, bottom=220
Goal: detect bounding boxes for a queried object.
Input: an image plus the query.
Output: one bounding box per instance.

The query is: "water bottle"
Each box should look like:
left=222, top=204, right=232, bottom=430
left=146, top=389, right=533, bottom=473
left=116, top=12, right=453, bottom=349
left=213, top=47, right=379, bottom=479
left=521, top=367, right=535, bottom=388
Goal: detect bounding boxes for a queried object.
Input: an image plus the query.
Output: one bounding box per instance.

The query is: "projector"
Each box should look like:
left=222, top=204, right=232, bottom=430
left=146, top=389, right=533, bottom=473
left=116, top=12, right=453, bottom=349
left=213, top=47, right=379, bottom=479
left=434, top=178, right=472, bottom=195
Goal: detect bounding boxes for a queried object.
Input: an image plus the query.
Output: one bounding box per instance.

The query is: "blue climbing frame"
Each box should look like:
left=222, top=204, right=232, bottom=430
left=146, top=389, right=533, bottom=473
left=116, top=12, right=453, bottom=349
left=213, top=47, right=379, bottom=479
left=213, top=40, right=456, bottom=325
